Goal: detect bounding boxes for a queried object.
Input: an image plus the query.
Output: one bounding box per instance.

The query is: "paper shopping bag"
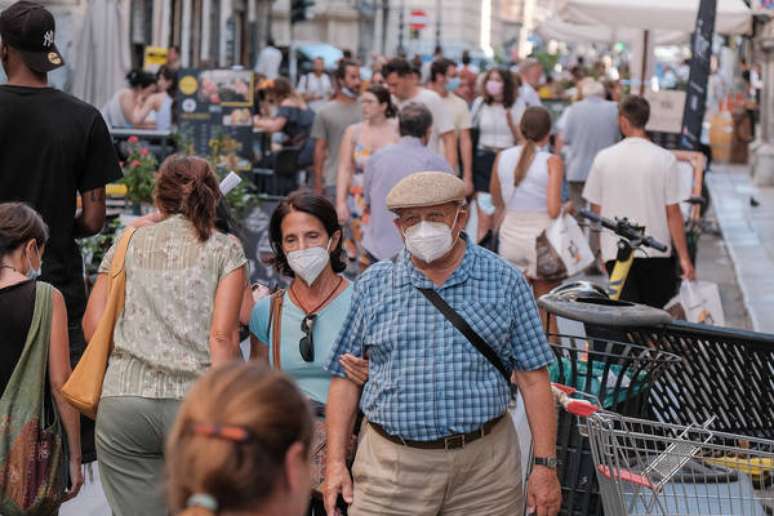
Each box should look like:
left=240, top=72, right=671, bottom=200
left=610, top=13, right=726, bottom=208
left=680, top=280, right=725, bottom=327
left=546, top=214, right=594, bottom=277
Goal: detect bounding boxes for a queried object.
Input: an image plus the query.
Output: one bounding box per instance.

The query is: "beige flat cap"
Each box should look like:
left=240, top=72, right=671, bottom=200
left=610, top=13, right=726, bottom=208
left=386, top=171, right=465, bottom=211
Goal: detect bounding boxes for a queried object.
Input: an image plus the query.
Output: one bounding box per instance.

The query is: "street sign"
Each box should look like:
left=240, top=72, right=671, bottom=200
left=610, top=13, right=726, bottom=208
left=409, top=9, right=429, bottom=31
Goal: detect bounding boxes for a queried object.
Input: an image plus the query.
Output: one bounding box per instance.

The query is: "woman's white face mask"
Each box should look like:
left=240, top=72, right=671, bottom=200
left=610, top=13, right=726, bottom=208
left=403, top=211, right=460, bottom=263
left=286, top=240, right=331, bottom=286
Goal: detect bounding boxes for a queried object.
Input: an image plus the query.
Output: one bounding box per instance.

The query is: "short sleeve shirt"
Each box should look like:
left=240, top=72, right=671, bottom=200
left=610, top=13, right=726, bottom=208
left=249, top=283, right=354, bottom=404
left=310, top=100, right=362, bottom=186
left=99, top=216, right=247, bottom=399
left=395, top=88, right=454, bottom=156
left=583, top=137, right=683, bottom=262
left=0, top=86, right=122, bottom=321
left=325, top=236, right=554, bottom=441
left=442, top=93, right=473, bottom=132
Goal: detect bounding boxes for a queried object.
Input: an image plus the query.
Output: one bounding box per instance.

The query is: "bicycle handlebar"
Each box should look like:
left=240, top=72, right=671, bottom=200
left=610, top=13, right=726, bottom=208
left=579, top=209, right=668, bottom=253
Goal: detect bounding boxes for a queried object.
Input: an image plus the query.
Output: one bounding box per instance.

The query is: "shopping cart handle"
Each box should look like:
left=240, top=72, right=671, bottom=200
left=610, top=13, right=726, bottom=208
left=551, top=384, right=600, bottom=416
left=565, top=399, right=599, bottom=417
left=551, top=383, right=576, bottom=395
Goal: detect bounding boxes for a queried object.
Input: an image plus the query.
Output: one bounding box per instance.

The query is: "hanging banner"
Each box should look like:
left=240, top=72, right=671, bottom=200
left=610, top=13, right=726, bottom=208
left=679, top=0, right=716, bottom=150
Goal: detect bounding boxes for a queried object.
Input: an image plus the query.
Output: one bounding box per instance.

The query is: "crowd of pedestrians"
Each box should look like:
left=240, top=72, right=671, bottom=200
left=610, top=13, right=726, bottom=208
left=0, top=2, right=702, bottom=515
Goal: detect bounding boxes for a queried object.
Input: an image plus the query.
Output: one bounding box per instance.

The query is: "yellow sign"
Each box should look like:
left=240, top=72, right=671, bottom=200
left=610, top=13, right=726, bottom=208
left=179, top=75, right=199, bottom=96
left=143, top=46, right=168, bottom=72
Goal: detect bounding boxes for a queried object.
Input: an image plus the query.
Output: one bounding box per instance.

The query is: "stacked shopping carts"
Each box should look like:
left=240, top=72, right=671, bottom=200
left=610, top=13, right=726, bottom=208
left=553, top=385, right=774, bottom=515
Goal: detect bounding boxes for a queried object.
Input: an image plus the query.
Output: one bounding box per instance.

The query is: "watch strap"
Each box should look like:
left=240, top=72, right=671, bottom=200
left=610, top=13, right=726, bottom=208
left=533, top=456, right=559, bottom=469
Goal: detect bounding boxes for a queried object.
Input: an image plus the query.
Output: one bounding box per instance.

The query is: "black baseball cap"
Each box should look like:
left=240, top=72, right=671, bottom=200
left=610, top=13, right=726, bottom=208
left=0, top=1, right=64, bottom=73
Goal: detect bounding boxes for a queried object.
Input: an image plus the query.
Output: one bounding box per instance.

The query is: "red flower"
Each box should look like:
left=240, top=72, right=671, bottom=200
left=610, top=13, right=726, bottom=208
left=127, top=135, right=139, bottom=144
left=130, top=160, right=141, bottom=169
left=140, top=147, right=150, bottom=157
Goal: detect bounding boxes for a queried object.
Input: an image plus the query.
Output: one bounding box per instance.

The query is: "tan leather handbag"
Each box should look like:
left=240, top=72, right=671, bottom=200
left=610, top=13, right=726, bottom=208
left=62, top=227, right=137, bottom=419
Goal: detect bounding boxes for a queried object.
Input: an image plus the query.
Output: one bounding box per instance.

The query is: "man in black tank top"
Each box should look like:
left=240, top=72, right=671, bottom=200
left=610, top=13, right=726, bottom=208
left=0, top=1, right=122, bottom=462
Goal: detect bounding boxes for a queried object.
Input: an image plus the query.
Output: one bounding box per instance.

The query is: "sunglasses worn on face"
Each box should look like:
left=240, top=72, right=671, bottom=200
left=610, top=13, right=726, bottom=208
left=299, top=314, right=317, bottom=362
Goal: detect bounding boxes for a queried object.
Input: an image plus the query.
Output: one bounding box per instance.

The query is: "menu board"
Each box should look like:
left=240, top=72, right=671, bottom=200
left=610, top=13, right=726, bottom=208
left=177, top=68, right=255, bottom=170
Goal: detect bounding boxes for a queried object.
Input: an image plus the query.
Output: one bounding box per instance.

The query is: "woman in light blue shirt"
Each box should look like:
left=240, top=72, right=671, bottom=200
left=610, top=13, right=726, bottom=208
left=249, top=191, right=367, bottom=404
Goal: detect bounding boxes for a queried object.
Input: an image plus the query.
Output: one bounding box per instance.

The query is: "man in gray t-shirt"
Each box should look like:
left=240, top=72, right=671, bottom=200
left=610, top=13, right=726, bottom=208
left=311, top=60, right=362, bottom=199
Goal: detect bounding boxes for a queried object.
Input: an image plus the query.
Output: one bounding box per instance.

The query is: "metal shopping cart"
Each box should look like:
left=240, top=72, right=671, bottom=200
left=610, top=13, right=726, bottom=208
left=553, top=385, right=774, bottom=516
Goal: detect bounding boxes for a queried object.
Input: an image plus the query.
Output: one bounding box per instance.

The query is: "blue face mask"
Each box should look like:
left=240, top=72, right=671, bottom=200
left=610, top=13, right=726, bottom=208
left=27, top=244, right=42, bottom=280
left=446, top=77, right=461, bottom=91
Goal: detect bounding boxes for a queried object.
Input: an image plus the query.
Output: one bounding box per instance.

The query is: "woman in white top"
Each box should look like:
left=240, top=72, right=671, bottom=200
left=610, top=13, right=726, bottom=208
left=491, top=106, right=564, bottom=299
left=101, top=70, right=157, bottom=129
left=134, top=66, right=176, bottom=131
left=471, top=68, right=526, bottom=242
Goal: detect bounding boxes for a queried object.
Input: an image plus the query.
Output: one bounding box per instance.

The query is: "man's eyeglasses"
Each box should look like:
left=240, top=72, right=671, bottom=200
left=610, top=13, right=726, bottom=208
left=299, top=314, right=317, bottom=362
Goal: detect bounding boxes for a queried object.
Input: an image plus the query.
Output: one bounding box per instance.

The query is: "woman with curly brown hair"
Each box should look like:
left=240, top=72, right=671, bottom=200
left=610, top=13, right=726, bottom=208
left=83, top=155, right=247, bottom=516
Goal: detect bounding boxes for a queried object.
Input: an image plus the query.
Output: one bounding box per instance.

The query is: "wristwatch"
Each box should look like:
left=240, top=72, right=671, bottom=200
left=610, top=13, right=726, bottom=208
left=533, top=456, right=559, bottom=470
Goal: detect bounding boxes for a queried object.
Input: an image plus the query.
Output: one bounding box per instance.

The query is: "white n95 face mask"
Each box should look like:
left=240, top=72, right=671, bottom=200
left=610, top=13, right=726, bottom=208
left=403, top=214, right=458, bottom=263
left=287, top=241, right=331, bottom=286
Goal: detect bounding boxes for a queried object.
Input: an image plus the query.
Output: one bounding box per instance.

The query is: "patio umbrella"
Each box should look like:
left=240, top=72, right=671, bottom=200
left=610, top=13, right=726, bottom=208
left=71, top=0, right=132, bottom=110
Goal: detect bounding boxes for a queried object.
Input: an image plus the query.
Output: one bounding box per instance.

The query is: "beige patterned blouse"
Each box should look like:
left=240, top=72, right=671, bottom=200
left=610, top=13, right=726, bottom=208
left=98, top=215, right=247, bottom=400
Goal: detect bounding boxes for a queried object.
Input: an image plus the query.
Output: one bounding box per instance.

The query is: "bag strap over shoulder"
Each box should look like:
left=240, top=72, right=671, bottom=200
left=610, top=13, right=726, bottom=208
left=416, top=287, right=512, bottom=385
left=268, top=290, right=285, bottom=369
left=110, top=227, right=137, bottom=279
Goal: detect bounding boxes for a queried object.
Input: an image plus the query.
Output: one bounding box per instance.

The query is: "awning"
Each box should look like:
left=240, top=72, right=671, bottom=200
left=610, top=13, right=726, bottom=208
left=557, top=0, right=752, bottom=35
left=536, top=17, right=687, bottom=46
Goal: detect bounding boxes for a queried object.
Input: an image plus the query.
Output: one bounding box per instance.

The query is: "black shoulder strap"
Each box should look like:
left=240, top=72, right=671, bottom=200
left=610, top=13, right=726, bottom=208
left=416, top=287, right=511, bottom=384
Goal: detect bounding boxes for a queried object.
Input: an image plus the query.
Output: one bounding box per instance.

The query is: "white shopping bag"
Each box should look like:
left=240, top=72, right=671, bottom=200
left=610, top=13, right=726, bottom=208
left=680, top=281, right=725, bottom=327
left=546, top=214, right=594, bottom=277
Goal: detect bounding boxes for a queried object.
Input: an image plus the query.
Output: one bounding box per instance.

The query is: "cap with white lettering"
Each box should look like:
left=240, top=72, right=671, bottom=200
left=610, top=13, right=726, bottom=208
left=0, top=1, right=64, bottom=73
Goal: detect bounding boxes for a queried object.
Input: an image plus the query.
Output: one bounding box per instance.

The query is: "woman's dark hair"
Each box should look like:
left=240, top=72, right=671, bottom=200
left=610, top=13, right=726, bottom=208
left=482, top=67, right=517, bottom=109
left=155, top=155, right=222, bottom=242
left=272, top=77, right=293, bottom=100
left=157, top=65, right=178, bottom=94
left=268, top=191, right=345, bottom=278
left=126, top=69, right=156, bottom=89
left=0, top=202, right=48, bottom=260
left=366, top=84, right=396, bottom=118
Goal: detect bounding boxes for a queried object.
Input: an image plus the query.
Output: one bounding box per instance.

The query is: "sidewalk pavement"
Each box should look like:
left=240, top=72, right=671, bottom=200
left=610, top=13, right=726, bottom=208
left=706, top=163, right=774, bottom=333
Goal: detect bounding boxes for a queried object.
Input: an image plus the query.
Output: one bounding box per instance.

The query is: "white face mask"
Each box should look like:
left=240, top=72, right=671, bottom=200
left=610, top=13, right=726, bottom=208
left=286, top=241, right=331, bottom=286
left=403, top=212, right=459, bottom=263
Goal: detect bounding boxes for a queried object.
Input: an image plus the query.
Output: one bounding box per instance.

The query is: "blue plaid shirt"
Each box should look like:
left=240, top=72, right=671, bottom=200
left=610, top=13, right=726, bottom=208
left=325, top=236, right=554, bottom=441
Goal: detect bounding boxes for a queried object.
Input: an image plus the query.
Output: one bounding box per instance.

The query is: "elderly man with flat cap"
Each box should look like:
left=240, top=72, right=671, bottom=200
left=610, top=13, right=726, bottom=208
left=324, top=171, right=561, bottom=516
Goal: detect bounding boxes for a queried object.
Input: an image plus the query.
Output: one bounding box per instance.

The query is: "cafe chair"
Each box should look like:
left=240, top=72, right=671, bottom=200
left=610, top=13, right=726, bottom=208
left=253, top=147, right=302, bottom=198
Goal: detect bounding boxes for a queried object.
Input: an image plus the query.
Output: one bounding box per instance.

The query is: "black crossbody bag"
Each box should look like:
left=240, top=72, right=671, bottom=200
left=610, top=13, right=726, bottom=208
left=416, top=287, right=516, bottom=396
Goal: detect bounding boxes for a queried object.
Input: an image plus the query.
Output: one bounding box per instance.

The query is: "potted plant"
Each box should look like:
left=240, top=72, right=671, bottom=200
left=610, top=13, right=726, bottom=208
left=121, top=136, right=157, bottom=214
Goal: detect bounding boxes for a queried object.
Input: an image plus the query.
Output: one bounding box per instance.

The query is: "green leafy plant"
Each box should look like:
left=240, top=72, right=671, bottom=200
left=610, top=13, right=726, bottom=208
left=121, top=136, right=158, bottom=204
left=177, top=132, right=259, bottom=220
left=79, top=217, right=124, bottom=278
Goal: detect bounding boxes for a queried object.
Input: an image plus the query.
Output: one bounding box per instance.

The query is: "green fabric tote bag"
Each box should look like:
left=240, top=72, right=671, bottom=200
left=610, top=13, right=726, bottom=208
left=0, top=282, right=68, bottom=515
